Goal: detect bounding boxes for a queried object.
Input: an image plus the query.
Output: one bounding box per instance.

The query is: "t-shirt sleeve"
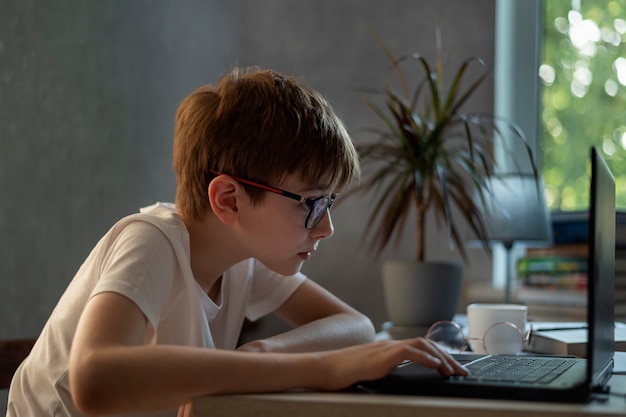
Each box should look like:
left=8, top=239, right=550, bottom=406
left=245, top=260, right=307, bottom=321
left=91, top=220, right=177, bottom=331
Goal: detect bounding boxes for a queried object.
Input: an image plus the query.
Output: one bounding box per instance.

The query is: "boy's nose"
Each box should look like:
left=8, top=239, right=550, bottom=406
left=310, top=209, right=334, bottom=239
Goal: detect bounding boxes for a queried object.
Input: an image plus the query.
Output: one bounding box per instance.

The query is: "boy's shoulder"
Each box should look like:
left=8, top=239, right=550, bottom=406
left=138, top=201, right=177, bottom=217
left=114, top=202, right=186, bottom=242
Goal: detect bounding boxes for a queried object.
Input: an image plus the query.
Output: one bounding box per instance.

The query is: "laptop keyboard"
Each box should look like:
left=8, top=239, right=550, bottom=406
left=463, top=356, right=577, bottom=384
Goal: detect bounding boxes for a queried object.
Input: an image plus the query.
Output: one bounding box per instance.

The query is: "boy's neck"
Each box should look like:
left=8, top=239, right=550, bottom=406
left=182, top=214, right=246, bottom=294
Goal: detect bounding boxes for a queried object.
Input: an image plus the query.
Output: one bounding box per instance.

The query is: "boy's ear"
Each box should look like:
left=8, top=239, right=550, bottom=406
left=208, top=176, right=241, bottom=225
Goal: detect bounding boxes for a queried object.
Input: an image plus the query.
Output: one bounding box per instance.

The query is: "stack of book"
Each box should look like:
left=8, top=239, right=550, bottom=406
left=527, top=322, right=626, bottom=356
left=515, top=211, right=626, bottom=322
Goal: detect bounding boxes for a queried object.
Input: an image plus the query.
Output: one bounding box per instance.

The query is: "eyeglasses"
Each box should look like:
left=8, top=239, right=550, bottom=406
left=425, top=320, right=531, bottom=355
left=210, top=171, right=336, bottom=230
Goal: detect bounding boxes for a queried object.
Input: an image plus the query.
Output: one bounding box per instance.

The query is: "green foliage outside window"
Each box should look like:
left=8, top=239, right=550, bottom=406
left=542, top=0, right=626, bottom=210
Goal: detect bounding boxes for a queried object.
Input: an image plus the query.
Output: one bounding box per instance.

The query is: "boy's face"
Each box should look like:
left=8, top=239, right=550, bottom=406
left=236, top=174, right=335, bottom=276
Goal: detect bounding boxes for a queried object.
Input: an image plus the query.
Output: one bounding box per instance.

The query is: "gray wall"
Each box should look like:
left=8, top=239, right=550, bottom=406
left=0, top=0, right=494, bottom=357
left=1, top=0, right=236, bottom=339
left=235, top=0, right=495, bottom=338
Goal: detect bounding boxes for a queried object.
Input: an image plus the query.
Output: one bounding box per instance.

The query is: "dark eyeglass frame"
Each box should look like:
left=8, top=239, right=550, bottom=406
left=210, top=171, right=336, bottom=230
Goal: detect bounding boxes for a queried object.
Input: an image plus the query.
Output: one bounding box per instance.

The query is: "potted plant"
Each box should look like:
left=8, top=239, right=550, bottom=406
left=352, top=38, right=538, bottom=334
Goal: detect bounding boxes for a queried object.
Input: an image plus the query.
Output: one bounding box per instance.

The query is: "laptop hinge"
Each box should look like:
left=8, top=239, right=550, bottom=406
left=591, top=358, right=614, bottom=395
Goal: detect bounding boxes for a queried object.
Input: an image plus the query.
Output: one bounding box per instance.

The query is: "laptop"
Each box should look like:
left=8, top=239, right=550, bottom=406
left=359, top=147, right=616, bottom=403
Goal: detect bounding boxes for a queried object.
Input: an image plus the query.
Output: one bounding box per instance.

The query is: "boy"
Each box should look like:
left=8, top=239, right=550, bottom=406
left=7, top=66, right=466, bottom=417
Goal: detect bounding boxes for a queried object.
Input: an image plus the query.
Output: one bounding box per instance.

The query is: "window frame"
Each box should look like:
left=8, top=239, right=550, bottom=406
left=491, top=0, right=544, bottom=290
left=494, top=0, right=543, bottom=172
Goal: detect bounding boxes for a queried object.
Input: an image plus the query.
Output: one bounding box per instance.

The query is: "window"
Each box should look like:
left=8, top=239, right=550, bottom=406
left=495, top=0, right=626, bottom=211
left=541, top=0, right=626, bottom=210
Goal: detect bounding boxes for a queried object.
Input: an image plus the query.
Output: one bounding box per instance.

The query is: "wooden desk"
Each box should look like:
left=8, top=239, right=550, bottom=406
left=192, top=374, right=626, bottom=417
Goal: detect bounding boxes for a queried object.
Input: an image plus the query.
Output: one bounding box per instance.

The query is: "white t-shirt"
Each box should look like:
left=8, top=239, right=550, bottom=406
left=7, top=203, right=306, bottom=417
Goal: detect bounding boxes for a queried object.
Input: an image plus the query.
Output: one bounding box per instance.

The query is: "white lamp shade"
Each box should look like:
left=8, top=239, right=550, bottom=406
left=478, top=174, right=553, bottom=246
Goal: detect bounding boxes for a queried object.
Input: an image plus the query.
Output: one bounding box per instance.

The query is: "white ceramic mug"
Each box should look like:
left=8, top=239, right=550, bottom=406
left=466, top=303, right=528, bottom=354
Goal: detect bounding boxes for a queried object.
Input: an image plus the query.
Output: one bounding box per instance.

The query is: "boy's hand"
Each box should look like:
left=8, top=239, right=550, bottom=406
left=315, top=337, right=468, bottom=391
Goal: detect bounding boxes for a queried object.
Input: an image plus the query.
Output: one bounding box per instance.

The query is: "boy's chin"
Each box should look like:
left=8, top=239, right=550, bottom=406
left=265, top=261, right=304, bottom=277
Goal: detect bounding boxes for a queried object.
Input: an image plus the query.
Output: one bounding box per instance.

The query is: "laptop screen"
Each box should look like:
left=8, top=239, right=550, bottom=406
left=588, top=146, right=616, bottom=385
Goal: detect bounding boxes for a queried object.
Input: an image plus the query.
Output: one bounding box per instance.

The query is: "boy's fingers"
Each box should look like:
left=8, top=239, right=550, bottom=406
left=402, top=338, right=468, bottom=376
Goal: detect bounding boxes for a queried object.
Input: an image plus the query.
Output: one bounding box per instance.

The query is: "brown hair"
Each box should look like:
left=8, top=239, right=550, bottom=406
left=173, top=66, right=360, bottom=221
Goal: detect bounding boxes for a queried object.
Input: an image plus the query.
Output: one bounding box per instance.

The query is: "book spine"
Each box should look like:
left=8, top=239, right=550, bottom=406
left=526, top=304, right=587, bottom=321
left=525, top=243, right=588, bottom=258
left=517, top=256, right=587, bottom=275
left=551, top=221, right=588, bottom=244
left=516, top=287, right=587, bottom=306
left=519, top=273, right=587, bottom=289
left=550, top=211, right=626, bottom=245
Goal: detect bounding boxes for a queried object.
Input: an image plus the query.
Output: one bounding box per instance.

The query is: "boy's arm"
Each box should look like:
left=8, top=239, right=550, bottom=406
left=69, top=291, right=466, bottom=415
left=68, top=291, right=321, bottom=414
left=237, top=279, right=377, bottom=353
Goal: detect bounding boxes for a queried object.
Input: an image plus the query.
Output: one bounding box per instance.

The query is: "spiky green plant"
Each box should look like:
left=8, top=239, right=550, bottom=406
left=352, top=40, right=537, bottom=262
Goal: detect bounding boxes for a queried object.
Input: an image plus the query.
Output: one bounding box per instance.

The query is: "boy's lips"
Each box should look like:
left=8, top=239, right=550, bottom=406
left=298, top=250, right=314, bottom=261
left=298, top=244, right=318, bottom=261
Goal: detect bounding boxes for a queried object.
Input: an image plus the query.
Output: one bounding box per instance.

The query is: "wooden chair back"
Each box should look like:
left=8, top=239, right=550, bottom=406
left=0, top=338, right=36, bottom=389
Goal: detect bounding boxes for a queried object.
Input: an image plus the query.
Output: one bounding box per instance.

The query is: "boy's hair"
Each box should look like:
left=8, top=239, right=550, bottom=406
left=173, top=66, right=360, bottom=222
